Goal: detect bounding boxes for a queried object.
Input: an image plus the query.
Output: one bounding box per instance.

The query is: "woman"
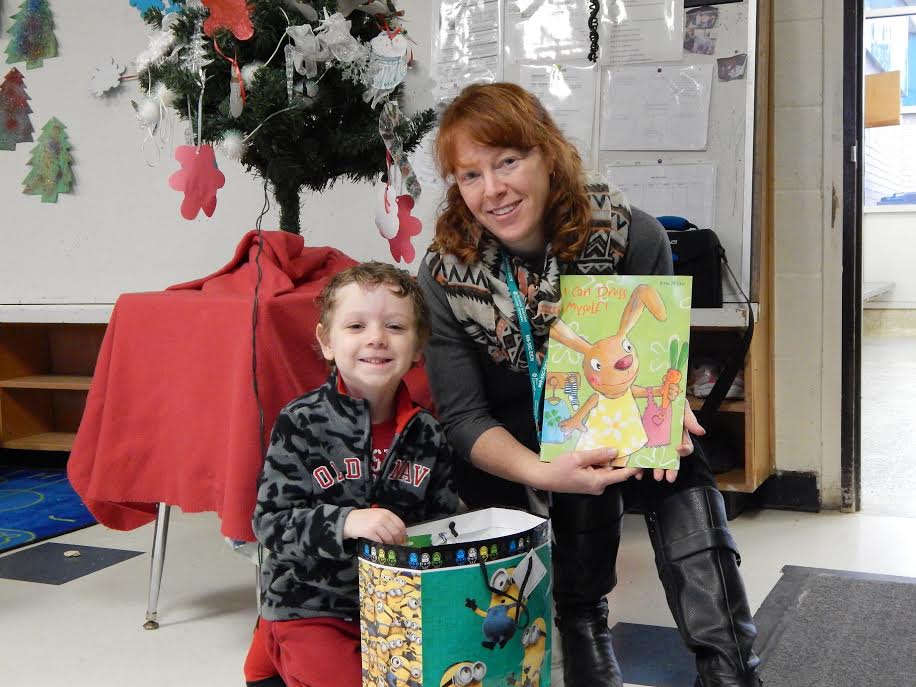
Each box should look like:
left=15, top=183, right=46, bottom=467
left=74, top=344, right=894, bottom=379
left=418, top=83, right=760, bottom=687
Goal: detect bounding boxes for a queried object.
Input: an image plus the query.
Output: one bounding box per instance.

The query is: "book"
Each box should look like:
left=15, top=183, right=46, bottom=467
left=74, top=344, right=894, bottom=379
left=539, top=275, right=693, bottom=470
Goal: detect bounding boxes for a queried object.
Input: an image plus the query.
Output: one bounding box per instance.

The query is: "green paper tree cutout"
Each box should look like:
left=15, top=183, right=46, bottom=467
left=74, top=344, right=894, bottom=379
left=6, top=0, right=59, bottom=69
left=0, top=68, right=34, bottom=150
left=23, top=117, right=74, bottom=203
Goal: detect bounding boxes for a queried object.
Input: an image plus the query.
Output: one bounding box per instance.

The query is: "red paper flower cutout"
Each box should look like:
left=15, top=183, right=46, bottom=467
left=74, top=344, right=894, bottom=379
left=388, top=194, right=423, bottom=263
left=201, top=0, right=255, bottom=41
left=168, top=144, right=226, bottom=220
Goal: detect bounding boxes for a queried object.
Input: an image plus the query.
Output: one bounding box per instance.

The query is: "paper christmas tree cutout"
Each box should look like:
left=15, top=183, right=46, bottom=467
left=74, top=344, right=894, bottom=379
left=23, top=117, right=74, bottom=203
left=0, top=68, right=34, bottom=150
left=6, top=0, right=59, bottom=69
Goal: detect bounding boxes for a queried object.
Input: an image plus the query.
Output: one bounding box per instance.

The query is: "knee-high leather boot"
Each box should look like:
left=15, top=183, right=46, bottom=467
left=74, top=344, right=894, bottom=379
left=646, top=487, right=761, bottom=687
left=551, top=489, right=625, bottom=687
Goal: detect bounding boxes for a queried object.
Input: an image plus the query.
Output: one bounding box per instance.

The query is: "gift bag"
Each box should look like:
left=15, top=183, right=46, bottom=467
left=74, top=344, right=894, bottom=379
left=358, top=508, right=553, bottom=687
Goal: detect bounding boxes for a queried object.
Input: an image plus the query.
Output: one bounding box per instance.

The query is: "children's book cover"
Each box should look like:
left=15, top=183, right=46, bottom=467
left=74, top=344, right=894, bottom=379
left=539, top=275, right=692, bottom=470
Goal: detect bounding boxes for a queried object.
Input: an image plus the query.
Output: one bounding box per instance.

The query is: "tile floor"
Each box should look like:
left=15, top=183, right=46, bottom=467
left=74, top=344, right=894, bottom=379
left=1, top=506, right=914, bottom=687
left=1, top=335, right=912, bottom=686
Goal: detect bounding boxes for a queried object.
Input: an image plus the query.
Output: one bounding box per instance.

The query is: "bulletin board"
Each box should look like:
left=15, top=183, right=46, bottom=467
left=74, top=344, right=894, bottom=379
left=428, top=0, right=768, bottom=301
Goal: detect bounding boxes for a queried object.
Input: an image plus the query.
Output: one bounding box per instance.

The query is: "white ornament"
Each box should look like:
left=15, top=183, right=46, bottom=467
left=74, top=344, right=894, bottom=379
left=368, top=33, right=409, bottom=90
left=374, top=182, right=400, bottom=239
left=137, top=97, right=162, bottom=126
left=241, top=61, right=265, bottom=88
left=219, top=131, right=248, bottom=161
left=305, top=80, right=319, bottom=98
left=400, top=59, right=437, bottom=118
left=151, top=82, right=177, bottom=108
left=230, top=70, right=244, bottom=118
left=89, top=58, right=125, bottom=97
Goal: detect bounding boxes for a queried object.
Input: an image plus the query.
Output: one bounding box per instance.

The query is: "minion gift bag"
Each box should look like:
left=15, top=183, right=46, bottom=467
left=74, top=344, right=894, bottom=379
left=358, top=508, right=552, bottom=687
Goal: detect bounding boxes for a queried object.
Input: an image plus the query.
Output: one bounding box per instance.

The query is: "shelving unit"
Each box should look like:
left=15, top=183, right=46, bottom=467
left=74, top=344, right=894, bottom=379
left=688, top=303, right=773, bottom=495
left=0, top=321, right=107, bottom=452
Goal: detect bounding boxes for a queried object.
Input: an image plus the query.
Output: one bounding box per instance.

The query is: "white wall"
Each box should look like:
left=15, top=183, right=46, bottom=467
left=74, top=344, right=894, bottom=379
left=0, top=1, right=441, bottom=305
left=864, top=210, right=916, bottom=307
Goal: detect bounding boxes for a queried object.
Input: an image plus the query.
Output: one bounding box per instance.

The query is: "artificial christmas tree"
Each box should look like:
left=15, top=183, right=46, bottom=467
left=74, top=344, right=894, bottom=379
left=0, top=68, right=34, bottom=150
left=23, top=117, right=74, bottom=203
left=134, top=0, right=434, bottom=233
left=5, top=0, right=58, bottom=70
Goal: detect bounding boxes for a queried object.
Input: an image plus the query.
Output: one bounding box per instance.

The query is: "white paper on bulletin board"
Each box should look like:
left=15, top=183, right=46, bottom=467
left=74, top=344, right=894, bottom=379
left=601, top=0, right=685, bottom=65
left=606, top=161, right=717, bottom=230
left=504, top=0, right=593, bottom=63
left=519, top=62, right=598, bottom=167
left=432, top=0, right=503, bottom=103
left=600, top=63, right=713, bottom=150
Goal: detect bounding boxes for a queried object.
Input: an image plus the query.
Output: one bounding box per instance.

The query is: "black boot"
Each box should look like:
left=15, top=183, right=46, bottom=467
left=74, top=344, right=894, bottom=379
left=646, top=487, right=761, bottom=687
left=551, top=489, right=625, bottom=687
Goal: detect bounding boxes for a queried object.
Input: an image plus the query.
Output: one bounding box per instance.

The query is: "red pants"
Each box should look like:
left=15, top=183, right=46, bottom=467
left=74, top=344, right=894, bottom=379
left=262, top=617, right=361, bottom=687
left=244, top=617, right=281, bottom=684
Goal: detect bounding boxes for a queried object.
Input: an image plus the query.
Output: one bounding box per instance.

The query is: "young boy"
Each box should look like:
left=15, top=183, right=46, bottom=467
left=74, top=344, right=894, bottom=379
left=250, top=262, right=458, bottom=687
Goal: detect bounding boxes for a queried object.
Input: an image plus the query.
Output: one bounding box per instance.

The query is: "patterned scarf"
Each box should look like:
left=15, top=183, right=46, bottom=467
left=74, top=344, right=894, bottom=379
left=425, top=179, right=631, bottom=371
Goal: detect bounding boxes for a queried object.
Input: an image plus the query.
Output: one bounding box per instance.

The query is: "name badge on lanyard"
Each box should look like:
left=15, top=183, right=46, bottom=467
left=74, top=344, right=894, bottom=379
left=501, top=251, right=548, bottom=433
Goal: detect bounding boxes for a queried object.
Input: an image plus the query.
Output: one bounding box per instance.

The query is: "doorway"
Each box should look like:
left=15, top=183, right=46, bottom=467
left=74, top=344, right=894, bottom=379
left=846, top=0, right=916, bottom=517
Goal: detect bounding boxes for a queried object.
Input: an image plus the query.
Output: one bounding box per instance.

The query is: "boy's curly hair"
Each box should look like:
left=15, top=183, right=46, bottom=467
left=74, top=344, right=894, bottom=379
left=317, top=262, right=431, bottom=347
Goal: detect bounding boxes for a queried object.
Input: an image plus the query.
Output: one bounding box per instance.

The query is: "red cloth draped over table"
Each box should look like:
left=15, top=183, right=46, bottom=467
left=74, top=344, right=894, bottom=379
left=67, top=230, right=432, bottom=541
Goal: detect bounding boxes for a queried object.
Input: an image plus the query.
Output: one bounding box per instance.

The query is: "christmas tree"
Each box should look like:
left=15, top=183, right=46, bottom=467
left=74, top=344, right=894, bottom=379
left=23, top=117, right=74, bottom=203
left=5, top=0, right=59, bottom=70
left=137, top=0, right=435, bottom=233
left=0, top=69, right=34, bottom=150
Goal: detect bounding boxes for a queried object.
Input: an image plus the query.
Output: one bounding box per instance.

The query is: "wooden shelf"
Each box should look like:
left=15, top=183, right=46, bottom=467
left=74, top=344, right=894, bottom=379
left=0, top=375, right=92, bottom=391
left=2, top=431, right=77, bottom=451
left=0, top=323, right=107, bottom=455
left=687, top=395, right=746, bottom=413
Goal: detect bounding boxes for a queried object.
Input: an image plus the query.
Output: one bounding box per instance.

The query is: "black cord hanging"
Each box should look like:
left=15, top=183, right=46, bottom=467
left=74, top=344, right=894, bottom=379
left=587, top=0, right=600, bottom=62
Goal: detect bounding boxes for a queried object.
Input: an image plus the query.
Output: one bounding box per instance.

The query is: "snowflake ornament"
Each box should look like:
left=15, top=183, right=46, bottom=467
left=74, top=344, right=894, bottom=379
left=89, top=58, right=125, bottom=97
left=168, top=144, right=226, bottom=220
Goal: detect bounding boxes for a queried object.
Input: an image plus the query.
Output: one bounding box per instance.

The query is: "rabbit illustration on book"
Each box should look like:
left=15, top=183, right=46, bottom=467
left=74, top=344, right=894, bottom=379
left=553, top=284, right=680, bottom=464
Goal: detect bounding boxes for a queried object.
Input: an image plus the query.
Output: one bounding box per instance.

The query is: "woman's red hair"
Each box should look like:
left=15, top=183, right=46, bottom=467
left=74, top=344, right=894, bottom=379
left=432, top=83, right=592, bottom=264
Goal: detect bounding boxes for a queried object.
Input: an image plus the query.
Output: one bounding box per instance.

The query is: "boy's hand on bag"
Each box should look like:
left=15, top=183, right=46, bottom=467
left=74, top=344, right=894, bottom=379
left=343, top=508, right=407, bottom=545
left=542, top=448, right=641, bottom=495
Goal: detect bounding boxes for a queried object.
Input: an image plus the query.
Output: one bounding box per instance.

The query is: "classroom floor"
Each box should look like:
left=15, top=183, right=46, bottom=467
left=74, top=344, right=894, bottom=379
left=1, top=505, right=913, bottom=687
left=0, top=336, right=911, bottom=686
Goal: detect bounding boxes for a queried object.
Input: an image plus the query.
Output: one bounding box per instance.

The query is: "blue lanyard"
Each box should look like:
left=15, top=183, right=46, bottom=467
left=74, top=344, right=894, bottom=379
left=501, top=251, right=548, bottom=431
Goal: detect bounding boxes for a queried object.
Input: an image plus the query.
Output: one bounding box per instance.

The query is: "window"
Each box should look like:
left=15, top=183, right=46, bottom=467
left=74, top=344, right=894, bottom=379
left=863, top=0, right=916, bottom=209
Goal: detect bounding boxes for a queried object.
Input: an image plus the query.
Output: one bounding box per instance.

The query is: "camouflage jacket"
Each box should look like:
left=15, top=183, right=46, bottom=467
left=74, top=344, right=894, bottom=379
left=252, top=372, right=458, bottom=621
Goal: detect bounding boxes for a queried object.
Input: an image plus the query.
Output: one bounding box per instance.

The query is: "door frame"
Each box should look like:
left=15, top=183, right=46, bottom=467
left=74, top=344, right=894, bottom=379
left=841, top=0, right=863, bottom=511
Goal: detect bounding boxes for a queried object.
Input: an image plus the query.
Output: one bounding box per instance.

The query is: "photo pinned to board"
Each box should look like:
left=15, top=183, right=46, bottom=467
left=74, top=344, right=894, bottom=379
left=684, top=5, right=719, bottom=55
left=717, top=53, right=748, bottom=82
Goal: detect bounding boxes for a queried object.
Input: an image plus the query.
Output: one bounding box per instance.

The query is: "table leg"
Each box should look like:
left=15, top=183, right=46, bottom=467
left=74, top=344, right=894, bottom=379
left=142, top=503, right=171, bottom=630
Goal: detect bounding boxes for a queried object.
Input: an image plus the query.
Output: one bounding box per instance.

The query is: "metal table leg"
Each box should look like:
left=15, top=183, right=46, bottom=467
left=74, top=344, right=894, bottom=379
left=143, top=503, right=171, bottom=630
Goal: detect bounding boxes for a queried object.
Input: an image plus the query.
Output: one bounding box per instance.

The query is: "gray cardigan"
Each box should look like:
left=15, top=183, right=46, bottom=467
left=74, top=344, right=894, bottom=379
left=418, top=207, right=673, bottom=507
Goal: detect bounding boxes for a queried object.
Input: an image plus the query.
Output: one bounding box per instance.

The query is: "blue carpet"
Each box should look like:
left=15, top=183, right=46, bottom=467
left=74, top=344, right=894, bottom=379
left=0, top=467, right=96, bottom=553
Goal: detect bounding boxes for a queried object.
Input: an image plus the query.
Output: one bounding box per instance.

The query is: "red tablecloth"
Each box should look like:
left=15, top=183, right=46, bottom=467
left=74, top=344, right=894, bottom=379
left=68, top=231, right=430, bottom=541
